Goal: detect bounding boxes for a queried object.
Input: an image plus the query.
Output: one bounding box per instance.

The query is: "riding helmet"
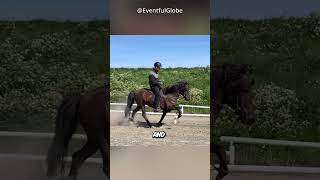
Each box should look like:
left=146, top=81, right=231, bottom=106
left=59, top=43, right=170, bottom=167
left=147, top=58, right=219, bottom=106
left=154, top=62, right=162, bottom=68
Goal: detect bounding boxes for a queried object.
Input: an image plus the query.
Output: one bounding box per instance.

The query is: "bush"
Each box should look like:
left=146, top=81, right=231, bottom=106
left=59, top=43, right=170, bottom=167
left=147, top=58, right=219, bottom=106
left=214, top=83, right=311, bottom=140
left=189, top=88, right=204, bottom=102
left=110, top=71, right=144, bottom=101
left=0, top=24, right=105, bottom=129
left=29, top=31, right=76, bottom=60
left=110, top=68, right=210, bottom=106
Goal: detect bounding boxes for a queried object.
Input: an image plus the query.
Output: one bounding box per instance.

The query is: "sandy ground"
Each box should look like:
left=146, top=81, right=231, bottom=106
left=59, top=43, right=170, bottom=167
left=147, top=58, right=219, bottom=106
left=0, top=158, right=105, bottom=180
left=110, top=112, right=210, bottom=146
left=0, top=134, right=318, bottom=180
left=0, top=155, right=318, bottom=180
left=111, top=146, right=210, bottom=180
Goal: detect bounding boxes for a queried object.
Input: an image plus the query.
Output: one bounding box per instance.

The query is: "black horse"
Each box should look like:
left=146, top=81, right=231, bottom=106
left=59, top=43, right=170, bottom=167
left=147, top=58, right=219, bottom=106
left=211, top=64, right=256, bottom=180
left=46, top=85, right=109, bottom=180
left=125, top=80, right=190, bottom=128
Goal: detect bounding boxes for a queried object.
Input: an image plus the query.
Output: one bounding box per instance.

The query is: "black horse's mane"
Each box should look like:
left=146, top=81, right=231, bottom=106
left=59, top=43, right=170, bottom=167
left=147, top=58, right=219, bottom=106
left=213, top=63, right=252, bottom=83
left=163, top=81, right=188, bottom=94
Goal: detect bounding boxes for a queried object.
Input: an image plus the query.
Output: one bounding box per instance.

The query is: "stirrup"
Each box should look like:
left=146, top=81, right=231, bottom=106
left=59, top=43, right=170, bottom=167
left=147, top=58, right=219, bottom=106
left=154, top=107, right=161, bottom=112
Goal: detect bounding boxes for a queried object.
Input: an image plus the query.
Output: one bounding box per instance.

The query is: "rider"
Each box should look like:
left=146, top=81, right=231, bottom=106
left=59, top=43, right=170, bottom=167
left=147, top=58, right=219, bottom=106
left=149, top=62, right=162, bottom=112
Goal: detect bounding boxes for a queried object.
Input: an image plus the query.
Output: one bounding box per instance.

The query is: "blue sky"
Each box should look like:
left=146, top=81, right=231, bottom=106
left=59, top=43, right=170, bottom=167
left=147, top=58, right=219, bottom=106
left=110, top=35, right=210, bottom=68
left=0, top=0, right=320, bottom=20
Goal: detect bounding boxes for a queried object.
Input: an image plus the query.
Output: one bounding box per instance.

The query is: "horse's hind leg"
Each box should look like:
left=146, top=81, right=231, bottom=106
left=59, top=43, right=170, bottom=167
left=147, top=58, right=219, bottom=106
left=69, top=138, right=98, bottom=180
left=98, top=134, right=109, bottom=179
left=141, top=106, right=152, bottom=128
left=129, top=106, right=140, bottom=121
left=212, top=143, right=229, bottom=180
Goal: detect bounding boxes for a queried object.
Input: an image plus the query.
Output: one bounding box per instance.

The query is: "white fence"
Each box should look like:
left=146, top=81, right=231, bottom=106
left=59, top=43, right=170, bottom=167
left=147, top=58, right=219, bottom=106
left=0, top=131, right=101, bottom=164
left=110, top=102, right=210, bottom=117
left=0, top=131, right=86, bottom=140
left=220, top=136, right=320, bottom=173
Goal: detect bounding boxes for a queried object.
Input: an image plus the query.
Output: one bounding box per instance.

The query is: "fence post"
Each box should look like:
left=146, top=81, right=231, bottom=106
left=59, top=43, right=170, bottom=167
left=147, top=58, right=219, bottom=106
left=229, top=141, right=235, bottom=165
left=181, top=106, right=184, bottom=114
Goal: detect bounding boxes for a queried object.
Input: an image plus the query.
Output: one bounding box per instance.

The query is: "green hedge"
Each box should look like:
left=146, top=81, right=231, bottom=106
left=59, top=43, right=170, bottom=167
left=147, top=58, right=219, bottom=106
left=0, top=21, right=108, bottom=130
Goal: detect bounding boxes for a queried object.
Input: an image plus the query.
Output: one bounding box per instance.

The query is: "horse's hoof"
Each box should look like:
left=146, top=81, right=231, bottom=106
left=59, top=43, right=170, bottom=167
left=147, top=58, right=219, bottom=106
left=129, top=118, right=134, bottom=121
left=216, top=168, right=229, bottom=180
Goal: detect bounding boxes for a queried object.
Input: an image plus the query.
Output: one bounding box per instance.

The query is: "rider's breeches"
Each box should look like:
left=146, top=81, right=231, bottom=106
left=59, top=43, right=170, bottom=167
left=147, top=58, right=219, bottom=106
left=151, top=87, right=160, bottom=108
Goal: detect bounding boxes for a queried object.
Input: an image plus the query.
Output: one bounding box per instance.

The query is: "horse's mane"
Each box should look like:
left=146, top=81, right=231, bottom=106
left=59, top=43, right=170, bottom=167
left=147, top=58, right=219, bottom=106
left=163, top=85, right=178, bottom=94
left=213, top=63, right=252, bottom=82
left=163, top=80, right=188, bottom=95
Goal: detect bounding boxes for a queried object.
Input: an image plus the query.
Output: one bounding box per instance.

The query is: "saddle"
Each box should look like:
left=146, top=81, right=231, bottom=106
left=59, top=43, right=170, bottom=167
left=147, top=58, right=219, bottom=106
left=143, top=88, right=165, bottom=103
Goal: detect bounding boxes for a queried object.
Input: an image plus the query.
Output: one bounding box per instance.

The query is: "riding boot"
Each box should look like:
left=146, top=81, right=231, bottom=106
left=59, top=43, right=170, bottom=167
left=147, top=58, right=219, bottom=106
left=154, top=106, right=161, bottom=112
left=154, top=100, right=161, bottom=112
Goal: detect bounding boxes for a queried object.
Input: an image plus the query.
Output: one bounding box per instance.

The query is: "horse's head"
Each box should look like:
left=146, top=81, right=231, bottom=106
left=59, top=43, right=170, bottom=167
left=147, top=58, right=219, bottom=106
left=177, top=80, right=190, bottom=101
left=222, top=64, right=256, bottom=125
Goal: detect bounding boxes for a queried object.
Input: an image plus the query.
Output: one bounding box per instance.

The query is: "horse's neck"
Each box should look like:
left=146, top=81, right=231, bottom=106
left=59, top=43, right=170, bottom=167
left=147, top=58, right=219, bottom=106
left=161, top=85, right=180, bottom=101
left=165, top=92, right=179, bottom=101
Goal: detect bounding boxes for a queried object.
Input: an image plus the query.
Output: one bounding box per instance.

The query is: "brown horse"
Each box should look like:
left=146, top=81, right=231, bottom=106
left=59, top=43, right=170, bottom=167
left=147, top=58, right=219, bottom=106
left=124, top=80, right=190, bottom=128
left=46, top=85, right=109, bottom=180
left=211, top=64, right=256, bottom=180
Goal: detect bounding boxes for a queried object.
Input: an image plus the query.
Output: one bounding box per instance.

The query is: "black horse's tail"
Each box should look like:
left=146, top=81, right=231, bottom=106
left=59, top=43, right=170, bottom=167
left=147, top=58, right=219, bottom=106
left=46, top=95, right=80, bottom=177
left=124, top=91, right=135, bottom=118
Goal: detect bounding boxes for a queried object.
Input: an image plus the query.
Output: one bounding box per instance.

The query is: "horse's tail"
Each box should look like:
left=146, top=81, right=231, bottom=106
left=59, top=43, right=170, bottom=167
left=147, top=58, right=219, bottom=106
left=46, top=95, right=80, bottom=177
left=125, top=91, right=135, bottom=118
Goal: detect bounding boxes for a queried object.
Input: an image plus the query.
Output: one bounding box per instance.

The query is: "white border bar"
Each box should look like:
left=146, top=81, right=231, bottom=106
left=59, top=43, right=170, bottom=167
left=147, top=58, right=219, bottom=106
left=0, top=153, right=101, bottom=163
left=221, top=136, right=320, bottom=148
left=0, top=131, right=86, bottom=140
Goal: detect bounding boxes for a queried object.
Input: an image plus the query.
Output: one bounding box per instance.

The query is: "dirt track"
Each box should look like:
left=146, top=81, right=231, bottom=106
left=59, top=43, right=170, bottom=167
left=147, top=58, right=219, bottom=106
left=111, top=112, right=210, bottom=146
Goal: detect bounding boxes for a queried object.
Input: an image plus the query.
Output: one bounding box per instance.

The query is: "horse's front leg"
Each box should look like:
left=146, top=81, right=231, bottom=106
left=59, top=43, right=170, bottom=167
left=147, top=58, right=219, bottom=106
left=157, top=110, right=167, bottom=127
left=176, top=106, right=182, bottom=119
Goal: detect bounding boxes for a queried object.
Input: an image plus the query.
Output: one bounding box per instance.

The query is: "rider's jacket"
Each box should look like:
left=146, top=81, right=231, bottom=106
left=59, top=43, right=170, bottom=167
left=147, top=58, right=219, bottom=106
left=149, top=69, right=161, bottom=88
